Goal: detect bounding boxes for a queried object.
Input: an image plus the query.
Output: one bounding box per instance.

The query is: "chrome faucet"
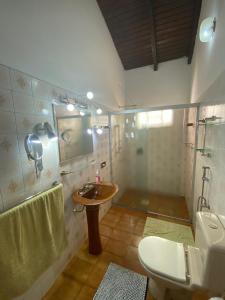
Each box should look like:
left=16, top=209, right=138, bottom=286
left=197, top=166, right=210, bottom=211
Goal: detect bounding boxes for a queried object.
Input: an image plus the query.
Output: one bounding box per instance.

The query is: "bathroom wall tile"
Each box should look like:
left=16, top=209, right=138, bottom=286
left=0, top=190, right=4, bottom=212
left=15, top=113, right=53, bottom=134
left=32, top=78, right=53, bottom=101
left=0, top=64, right=11, bottom=90
left=34, top=98, right=53, bottom=116
left=0, top=134, right=22, bottom=176
left=10, top=69, right=32, bottom=95
left=1, top=174, right=25, bottom=210
left=0, top=111, right=17, bottom=133
left=0, top=88, right=14, bottom=112
left=12, top=92, right=35, bottom=114
left=0, top=63, right=112, bottom=300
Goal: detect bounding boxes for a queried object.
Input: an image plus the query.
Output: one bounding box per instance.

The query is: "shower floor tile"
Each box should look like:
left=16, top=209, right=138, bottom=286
left=116, top=188, right=190, bottom=220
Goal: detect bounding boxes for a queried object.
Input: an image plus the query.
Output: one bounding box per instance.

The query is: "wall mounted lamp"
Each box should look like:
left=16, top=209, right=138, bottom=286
left=199, top=17, right=216, bottom=43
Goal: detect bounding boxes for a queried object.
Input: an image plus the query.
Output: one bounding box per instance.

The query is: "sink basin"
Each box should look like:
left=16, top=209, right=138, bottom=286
left=73, top=182, right=118, bottom=206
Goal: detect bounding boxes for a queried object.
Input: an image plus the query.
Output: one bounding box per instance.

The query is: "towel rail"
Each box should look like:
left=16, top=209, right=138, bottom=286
left=2, top=181, right=61, bottom=213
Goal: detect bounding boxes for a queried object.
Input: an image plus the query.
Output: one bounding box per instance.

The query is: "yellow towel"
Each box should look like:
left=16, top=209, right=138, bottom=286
left=0, top=183, right=68, bottom=299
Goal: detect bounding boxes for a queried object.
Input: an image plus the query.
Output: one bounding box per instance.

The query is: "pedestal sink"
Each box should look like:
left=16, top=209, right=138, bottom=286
left=73, top=182, right=118, bottom=255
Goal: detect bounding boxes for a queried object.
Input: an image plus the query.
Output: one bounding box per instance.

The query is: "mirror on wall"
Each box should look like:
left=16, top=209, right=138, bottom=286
left=53, top=104, right=94, bottom=163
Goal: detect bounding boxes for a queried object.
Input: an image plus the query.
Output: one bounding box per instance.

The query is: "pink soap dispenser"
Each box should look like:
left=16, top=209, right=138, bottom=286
left=95, top=169, right=101, bottom=184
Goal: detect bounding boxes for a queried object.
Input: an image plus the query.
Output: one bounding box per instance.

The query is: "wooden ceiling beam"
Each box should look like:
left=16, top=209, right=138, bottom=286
left=187, top=0, right=202, bottom=64
left=149, top=0, right=158, bottom=71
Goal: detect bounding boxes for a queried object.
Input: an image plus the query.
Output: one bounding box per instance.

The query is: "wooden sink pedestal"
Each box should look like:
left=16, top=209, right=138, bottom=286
left=86, top=205, right=102, bottom=255
left=73, top=182, right=118, bottom=255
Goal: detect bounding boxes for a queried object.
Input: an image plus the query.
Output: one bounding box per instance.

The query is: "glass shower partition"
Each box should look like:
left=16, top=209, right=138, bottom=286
left=111, top=107, right=197, bottom=221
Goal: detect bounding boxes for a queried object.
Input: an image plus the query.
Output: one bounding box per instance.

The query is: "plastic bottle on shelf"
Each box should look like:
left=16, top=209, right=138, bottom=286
left=95, top=169, right=101, bottom=184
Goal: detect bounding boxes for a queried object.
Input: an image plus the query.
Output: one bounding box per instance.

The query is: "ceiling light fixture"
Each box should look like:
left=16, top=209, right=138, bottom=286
left=66, top=103, right=75, bottom=111
left=96, top=128, right=103, bottom=135
left=80, top=111, right=85, bottom=116
left=86, top=128, right=92, bottom=135
left=199, top=17, right=216, bottom=43
left=96, top=108, right=102, bottom=115
left=86, top=91, right=94, bottom=100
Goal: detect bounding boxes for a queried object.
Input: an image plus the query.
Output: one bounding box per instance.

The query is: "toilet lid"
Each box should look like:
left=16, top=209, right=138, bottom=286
left=138, top=236, right=186, bottom=283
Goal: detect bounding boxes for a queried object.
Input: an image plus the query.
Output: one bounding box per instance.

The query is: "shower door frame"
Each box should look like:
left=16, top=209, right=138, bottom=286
left=109, top=102, right=200, bottom=223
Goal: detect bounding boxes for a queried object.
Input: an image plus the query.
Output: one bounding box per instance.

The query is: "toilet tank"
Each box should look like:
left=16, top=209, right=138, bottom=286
left=195, top=212, right=225, bottom=293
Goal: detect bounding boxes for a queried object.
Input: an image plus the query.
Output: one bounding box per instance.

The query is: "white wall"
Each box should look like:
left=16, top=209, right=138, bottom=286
left=124, top=58, right=191, bottom=108
left=191, top=0, right=225, bottom=104
left=0, top=0, right=125, bottom=110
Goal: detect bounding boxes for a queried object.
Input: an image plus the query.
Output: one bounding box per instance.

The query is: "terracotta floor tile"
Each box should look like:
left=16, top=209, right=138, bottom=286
left=101, top=236, right=109, bottom=249
left=111, top=228, right=133, bottom=244
left=77, top=246, right=99, bottom=264
left=129, top=234, right=142, bottom=247
left=76, top=285, right=96, bottom=300
left=44, top=206, right=201, bottom=300
left=63, top=257, right=93, bottom=283
left=43, top=275, right=82, bottom=300
left=86, top=264, right=108, bottom=289
left=115, top=220, right=136, bottom=234
left=96, top=251, right=124, bottom=270
left=99, top=224, right=113, bottom=237
left=105, top=238, right=128, bottom=257
left=101, top=213, right=121, bottom=228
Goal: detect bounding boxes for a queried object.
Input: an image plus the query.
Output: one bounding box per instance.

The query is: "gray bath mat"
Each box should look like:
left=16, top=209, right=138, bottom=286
left=94, top=263, right=148, bottom=300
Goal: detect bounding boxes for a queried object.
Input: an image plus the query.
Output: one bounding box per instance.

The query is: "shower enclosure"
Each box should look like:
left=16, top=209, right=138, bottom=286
left=110, top=106, right=198, bottom=221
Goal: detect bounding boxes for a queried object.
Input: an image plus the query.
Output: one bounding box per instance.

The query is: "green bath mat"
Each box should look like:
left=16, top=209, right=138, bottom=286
left=143, top=217, right=194, bottom=246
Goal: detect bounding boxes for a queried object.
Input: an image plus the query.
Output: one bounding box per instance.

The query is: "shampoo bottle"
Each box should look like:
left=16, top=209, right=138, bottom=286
left=95, top=169, right=101, bottom=184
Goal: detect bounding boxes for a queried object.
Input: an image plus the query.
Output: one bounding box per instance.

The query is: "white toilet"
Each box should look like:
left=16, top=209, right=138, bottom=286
left=138, top=212, right=225, bottom=300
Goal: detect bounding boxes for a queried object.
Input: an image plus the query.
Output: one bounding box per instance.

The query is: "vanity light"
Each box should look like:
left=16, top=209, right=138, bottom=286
left=34, top=122, right=58, bottom=141
left=86, top=91, right=94, bottom=100
left=86, top=128, right=92, bottom=135
left=130, top=132, right=135, bottom=139
left=96, top=128, right=103, bottom=135
left=199, top=17, right=216, bottom=42
left=66, top=103, right=75, bottom=111
left=80, top=111, right=85, bottom=116
left=96, top=108, right=103, bottom=115
left=125, top=118, right=129, bottom=124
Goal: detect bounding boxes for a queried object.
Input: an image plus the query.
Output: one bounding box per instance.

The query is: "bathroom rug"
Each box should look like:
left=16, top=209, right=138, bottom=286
left=143, top=217, right=194, bottom=246
left=94, top=263, right=148, bottom=300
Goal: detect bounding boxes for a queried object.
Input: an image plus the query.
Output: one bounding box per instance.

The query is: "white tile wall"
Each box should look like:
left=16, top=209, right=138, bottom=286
left=0, top=63, right=112, bottom=299
left=0, top=88, right=14, bottom=111
left=117, top=110, right=186, bottom=197
left=111, top=114, right=127, bottom=202
left=193, top=104, right=225, bottom=223
left=184, top=108, right=197, bottom=219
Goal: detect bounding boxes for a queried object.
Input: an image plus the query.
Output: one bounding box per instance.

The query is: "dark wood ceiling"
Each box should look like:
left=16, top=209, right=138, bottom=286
left=97, top=0, right=202, bottom=70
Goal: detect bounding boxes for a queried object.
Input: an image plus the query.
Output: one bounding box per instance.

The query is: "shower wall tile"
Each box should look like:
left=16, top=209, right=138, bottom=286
left=0, top=88, right=14, bottom=112
left=184, top=108, right=197, bottom=219
left=122, top=110, right=185, bottom=196
left=193, top=103, right=225, bottom=224
left=111, top=114, right=127, bottom=202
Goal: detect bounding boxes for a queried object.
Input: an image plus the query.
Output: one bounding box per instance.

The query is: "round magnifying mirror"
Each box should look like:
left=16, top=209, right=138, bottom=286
left=24, top=134, right=43, bottom=160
